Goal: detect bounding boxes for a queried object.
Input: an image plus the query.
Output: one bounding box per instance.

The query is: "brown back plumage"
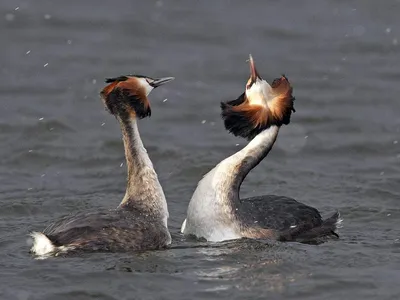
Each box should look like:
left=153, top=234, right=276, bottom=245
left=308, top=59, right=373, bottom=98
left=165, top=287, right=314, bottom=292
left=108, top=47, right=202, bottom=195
left=221, top=75, right=295, bottom=140
left=100, top=76, right=151, bottom=119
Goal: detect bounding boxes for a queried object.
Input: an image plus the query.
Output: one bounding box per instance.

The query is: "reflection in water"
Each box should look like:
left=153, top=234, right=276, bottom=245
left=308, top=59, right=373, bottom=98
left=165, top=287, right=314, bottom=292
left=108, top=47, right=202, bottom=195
left=191, top=239, right=309, bottom=293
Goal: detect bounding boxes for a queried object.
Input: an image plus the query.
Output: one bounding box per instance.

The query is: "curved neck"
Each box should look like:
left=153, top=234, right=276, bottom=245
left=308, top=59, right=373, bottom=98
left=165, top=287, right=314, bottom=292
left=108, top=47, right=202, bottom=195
left=117, top=117, right=168, bottom=224
left=216, top=125, right=280, bottom=204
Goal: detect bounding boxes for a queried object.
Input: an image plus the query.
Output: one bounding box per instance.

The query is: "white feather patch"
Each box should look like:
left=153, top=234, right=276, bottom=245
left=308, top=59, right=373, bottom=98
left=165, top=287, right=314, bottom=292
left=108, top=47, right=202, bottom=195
left=29, top=232, right=55, bottom=256
left=180, top=219, right=187, bottom=233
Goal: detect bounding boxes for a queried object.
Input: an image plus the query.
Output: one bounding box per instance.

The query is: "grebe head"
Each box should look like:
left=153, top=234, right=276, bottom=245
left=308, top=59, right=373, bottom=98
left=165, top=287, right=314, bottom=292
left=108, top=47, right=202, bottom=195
left=221, top=55, right=295, bottom=140
left=100, top=75, right=174, bottom=119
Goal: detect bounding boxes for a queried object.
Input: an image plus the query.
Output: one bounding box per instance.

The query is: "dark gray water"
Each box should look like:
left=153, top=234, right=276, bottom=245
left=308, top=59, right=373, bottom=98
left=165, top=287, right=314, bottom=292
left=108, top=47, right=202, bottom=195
left=1, top=0, right=400, bottom=299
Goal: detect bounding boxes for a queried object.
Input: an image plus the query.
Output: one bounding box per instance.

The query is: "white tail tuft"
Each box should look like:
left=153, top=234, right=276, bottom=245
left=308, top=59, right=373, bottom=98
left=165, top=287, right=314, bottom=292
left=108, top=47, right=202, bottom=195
left=29, top=232, right=55, bottom=256
left=335, top=212, right=343, bottom=229
left=180, top=219, right=187, bottom=233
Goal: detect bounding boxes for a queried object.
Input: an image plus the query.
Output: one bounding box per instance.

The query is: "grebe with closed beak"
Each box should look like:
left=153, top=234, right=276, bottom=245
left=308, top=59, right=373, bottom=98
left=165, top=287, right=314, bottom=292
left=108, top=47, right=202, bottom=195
left=181, top=55, right=341, bottom=243
left=30, top=74, right=174, bottom=256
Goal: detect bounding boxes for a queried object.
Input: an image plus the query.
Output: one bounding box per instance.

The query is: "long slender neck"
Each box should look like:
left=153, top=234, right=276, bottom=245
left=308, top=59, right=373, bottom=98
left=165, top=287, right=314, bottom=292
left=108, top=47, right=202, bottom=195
left=117, top=117, right=168, bottom=224
left=215, top=125, right=280, bottom=205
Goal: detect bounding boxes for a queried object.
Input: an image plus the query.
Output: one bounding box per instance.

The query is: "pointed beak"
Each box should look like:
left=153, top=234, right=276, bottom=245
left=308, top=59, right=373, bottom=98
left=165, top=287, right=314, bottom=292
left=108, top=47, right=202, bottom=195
left=150, top=76, right=175, bottom=88
left=249, top=54, right=261, bottom=82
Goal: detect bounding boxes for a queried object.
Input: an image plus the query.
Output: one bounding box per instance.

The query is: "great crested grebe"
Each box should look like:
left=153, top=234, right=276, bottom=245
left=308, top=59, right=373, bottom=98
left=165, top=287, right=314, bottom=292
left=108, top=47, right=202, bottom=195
left=30, top=74, right=174, bottom=256
left=181, top=55, right=341, bottom=243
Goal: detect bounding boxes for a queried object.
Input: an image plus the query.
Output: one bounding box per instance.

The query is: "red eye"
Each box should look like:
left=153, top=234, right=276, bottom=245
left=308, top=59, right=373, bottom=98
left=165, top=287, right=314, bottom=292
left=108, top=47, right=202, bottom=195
left=246, top=81, right=254, bottom=89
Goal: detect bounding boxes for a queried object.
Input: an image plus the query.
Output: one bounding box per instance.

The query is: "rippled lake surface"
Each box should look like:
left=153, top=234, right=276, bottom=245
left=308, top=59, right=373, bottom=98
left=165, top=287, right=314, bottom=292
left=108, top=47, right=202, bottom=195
left=1, top=0, right=400, bottom=299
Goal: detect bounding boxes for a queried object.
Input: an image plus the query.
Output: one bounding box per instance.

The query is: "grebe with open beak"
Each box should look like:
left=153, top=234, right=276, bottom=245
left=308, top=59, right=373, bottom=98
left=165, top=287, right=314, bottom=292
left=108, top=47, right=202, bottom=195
left=181, top=55, right=341, bottom=243
left=30, top=74, right=174, bottom=256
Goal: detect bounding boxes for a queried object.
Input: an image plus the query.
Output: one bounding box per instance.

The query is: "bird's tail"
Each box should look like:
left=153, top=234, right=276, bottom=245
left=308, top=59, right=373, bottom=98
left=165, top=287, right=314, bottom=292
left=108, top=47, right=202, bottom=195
left=279, top=211, right=342, bottom=244
left=29, top=232, right=56, bottom=256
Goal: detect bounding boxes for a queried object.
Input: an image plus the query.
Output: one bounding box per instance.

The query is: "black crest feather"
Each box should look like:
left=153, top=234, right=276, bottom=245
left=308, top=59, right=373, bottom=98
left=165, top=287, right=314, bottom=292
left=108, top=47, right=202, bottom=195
left=105, top=75, right=148, bottom=83
left=105, top=76, right=129, bottom=83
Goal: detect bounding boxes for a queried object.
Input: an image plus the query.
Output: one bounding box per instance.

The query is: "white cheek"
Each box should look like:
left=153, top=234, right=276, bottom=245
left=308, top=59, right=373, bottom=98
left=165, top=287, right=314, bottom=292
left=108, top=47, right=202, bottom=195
left=261, top=81, right=273, bottom=100
left=138, top=78, right=154, bottom=96
left=245, top=80, right=273, bottom=106
left=144, top=84, right=154, bottom=96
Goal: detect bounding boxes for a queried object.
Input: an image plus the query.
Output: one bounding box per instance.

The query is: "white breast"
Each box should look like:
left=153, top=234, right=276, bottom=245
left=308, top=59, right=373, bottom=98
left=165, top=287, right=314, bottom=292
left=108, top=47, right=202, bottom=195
left=181, top=165, right=242, bottom=242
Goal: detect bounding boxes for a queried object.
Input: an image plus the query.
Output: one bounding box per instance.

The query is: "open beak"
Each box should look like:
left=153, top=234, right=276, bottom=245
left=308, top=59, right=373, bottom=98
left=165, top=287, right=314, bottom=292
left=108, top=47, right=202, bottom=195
left=150, top=77, right=175, bottom=88
left=249, top=54, right=261, bottom=82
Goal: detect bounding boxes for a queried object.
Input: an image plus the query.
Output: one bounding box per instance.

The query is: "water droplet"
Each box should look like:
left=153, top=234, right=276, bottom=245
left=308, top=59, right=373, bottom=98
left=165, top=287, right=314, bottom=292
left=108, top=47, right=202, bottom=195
left=387, top=213, right=391, bottom=216
left=41, top=174, right=46, bottom=177
left=44, top=14, right=51, bottom=20
left=5, top=13, right=15, bottom=21
left=92, top=79, right=97, bottom=84
left=304, top=135, right=308, bottom=139
left=386, top=27, right=392, bottom=34
left=393, top=38, right=398, bottom=45
left=26, top=50, right=31, bottom=55
left=394, top=140, right=398, bottom=144
left=28, top=150, right=33, bottom=153
left=27, top=188, right=33, bottom=191
left=120, top=162, right=124, bottom=167
left=101, top=122, right=105, bottom=126
left=15, top=7, right=19, bottom=11
left=380, top=171, right=385, bottom=176
left=49, top=127, right=54, bottom=131
left=235, top=143, right=240, bottom=146
left=43, top=63, right=49, bottom=67
left=67, top=40, right=72, bottom=45
left=163, top=98, right=168, bottom=102
left=201, top=120, right=206, bottom=124
left=39, top=117, right=44, bottom=121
